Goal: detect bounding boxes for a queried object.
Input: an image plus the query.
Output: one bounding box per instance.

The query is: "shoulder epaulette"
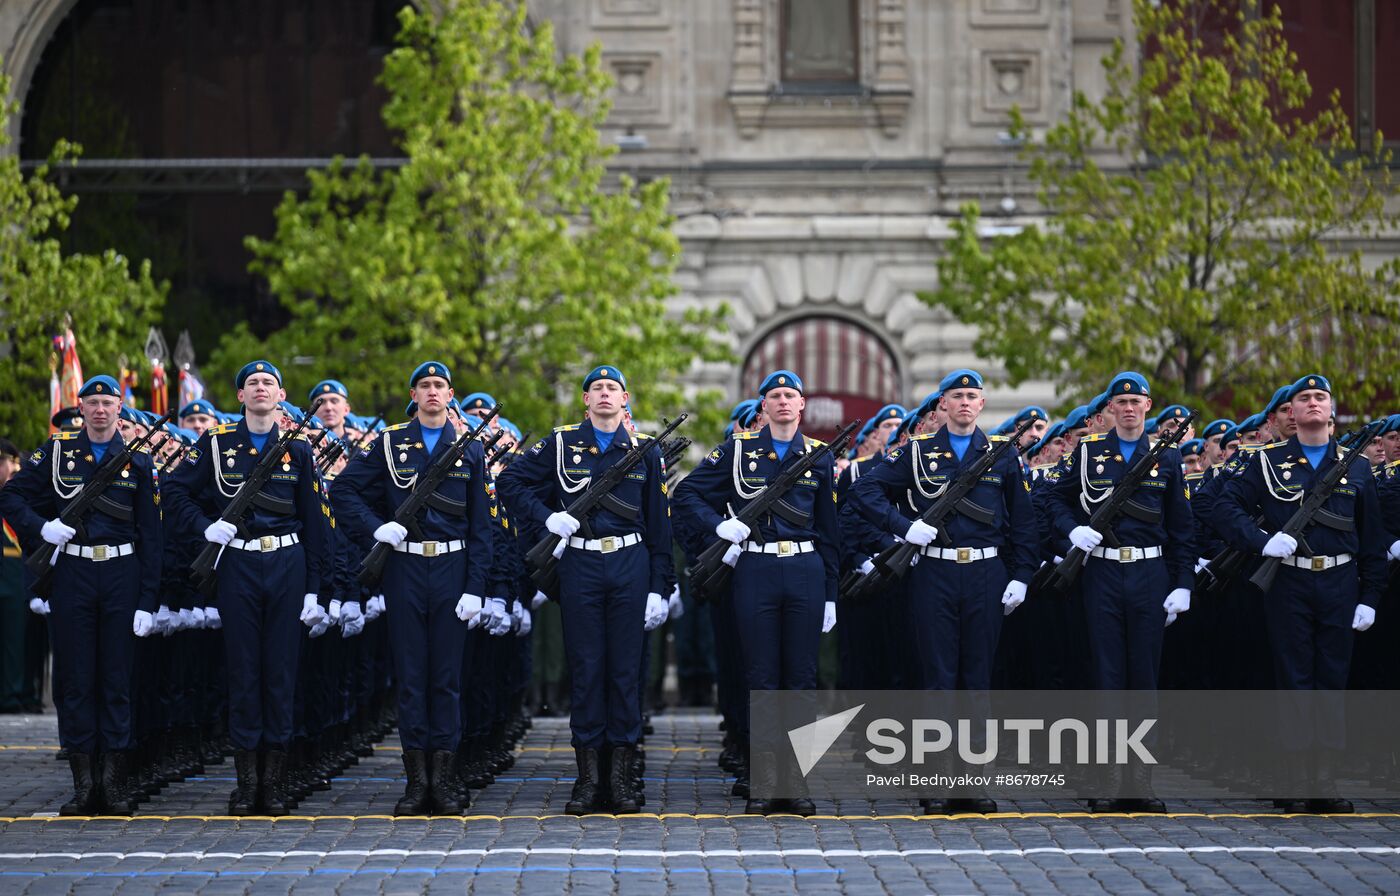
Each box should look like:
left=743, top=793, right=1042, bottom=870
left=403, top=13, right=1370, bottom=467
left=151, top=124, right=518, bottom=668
left=1238, top=443, right=1264, bottom=453
left=1387, top=459, right=1400, bottom=471
left=52, top=431, right=79, bottom=442
left=855, top=453, right=877, bottom=463
left=911, top=432, right=935, bottom=442
left=209, top=422, right=238, bottom=435
left=806, top=437, right=827, bottom=448
left=633, top=432, right=652, bottom=440
left=735, top=431, right=759, bottom=440
left=989, top=434, right=1009, bottom=443
left=1185, top=472, right=1204, bottom=481
left=382, top=422, right=410, bottom=433
left=553, top=423, right=581, bottom=433
left=1263, top=440, right=1289, bottom=449
left=1083, top=433, right=1107, bottom=442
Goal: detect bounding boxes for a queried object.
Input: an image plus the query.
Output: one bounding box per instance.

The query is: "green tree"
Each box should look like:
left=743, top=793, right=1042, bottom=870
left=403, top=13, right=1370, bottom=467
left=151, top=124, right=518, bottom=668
left=211, top=0, right=728, bottom=434
left=0, top=67, right=167, bottom=450
left=928, top=0, right=1400, bottom=419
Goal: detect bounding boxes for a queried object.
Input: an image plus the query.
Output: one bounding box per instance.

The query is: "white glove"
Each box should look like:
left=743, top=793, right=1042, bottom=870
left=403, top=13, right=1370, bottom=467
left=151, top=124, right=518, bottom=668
left=1194, top=557, right=1210, bottom=574
left=1353, top=604, right=1376, bottom=632
left=1002, top=580, right=1028, bottom=615
left=365, top=595, right=385, bottom=620
left=546, top=511, right=581, bottom=539
left=1163, top=588, right=1191, bottom=624
left=1388, top=540, right=1400, bottom=562
left=28, top=598, right=49, bottom=616
left=40, top=519, right=76, bottom=547
left=904, top=519, right=939, bottom=547
left=715, top=518, right=751, bottom=544
left=309, top=619, right=331, bottom=638
left=203, top=519, right=237, bottom=545
left=341, top=601, right=365, bottom=637
left=531, top=591, right=548, bottom=611
left=722, top=543, right=742, bottom=567
left=205, top=607, right=222, bottom=629
left=328, top=599, right=343, bottom=623
left=1069, top=526, right=1103, bottom=553
left=644, top=592, right=668, bottom=631
left=1262, top=532, right=1298, bottom=559
left=517, top=607, right=533, bottom=636
left=190, top=606, right=207, bottom=629
left=300, top=594, right=328, bottom=628
left=486, top=598, right=511, bottom=635
left=667, top=585, right=684, bottom=620
left=132, top=610, right=155, bottom=638
left=177, top=608, right=195, bottom=631
left=373, top=521, right=408, bottom=546
left=858, top=558, right=876, bottom=576
left=155, top=605, right=174, bottom=636
left=457, top=593, right=484, bottom=624
left=822, top=600, right=837, bottom=633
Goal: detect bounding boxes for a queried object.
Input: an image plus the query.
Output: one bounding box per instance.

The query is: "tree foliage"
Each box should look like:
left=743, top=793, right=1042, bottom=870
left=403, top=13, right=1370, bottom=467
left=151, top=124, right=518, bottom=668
left=0, top=67, right=166, bottom=450
left=928, top=0, right=1400, bottom=418
left=210, top=1, right=728, bottom=432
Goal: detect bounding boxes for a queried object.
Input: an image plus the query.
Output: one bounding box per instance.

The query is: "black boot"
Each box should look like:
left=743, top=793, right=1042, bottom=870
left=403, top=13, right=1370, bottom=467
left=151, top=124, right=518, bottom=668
left=609, top=745, right=639, bottom=814
left=100, top=752, right=138, bottom=815
left=394, top=750, right=431, bottom=816
left=430, top=750, right=465, bottom=815
left=1309, top=749, right=1354, bottom=814
left=1087, top=763, right=1125, bottom=813
left=229, top=750, right=259, bottom=815
left=260, top=750, right=290, bottom=816
left=1128, top=760, right=1165, bottom=813
left=59, top=753, right=97, bottom=816
left=744, top=750, right=774, bottom=815
left=565, top=748, right=601, bottom=815
left=919, top=798, right=953, bottom=815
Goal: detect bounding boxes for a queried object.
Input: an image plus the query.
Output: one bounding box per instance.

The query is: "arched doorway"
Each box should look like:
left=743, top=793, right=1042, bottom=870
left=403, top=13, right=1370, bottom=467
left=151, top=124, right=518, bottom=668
left=741, top=315, right=902, bottom=443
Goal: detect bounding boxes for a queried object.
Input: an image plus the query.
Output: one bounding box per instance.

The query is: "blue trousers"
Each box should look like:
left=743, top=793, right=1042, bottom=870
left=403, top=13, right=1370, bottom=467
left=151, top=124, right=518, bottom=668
left=219, top=544, right=305, bottom=750
left=49, top=552, right=138, bottom=753
left=384, top=551, right=468, bottom=751
left=908, top=556, right=1007, bottom=690
left=1080, top=556, right=1168, bottom=690
left=1265, top=565, right=1357, bottom=751
left=730, top=552, right=824, bottom=726
left=558, top=542, right=648, bottom=748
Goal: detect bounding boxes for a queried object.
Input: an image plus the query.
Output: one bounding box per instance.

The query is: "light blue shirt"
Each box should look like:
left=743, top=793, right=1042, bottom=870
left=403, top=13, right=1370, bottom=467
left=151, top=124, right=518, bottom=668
left=421, top=424, right=444, bottom=456
left=90, top=439, right=112, bottom=464
left=949, top=432, right=971, bottom=462
left=1120, top=437, right=1141, bottom=465
left=1301, top=442, right=1327, bottom=471
left=248, top=430, right=270, bottom=453
left=773, top=438, right=792, bottom=462
left=595, top=428, right=616, bottom=454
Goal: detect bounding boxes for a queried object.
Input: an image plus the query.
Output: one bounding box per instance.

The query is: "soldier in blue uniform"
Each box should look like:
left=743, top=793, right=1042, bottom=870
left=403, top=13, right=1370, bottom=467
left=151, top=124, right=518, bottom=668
left=497, top=365, right=671, bottom=815
left=0, top=375, right=161, bottom=815
left=1215, top=374, right=1387, bottom=813
left=163, top=360, right=332, bottom=816
left=308, top=380, right=353, bottom=447
left=672, top=369, right=839, bottom=816
left=333, top=361, right=492, bottom=815
left=1045, top=372, right=1195, bottom=812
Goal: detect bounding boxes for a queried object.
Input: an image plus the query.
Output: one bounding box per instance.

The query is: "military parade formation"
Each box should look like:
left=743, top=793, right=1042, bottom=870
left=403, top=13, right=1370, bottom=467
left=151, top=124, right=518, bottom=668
left=1, top=356, right=1399, bottom=820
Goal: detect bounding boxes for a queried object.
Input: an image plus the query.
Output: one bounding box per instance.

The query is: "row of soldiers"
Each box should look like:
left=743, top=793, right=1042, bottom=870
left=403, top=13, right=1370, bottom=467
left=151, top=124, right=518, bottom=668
left=3, top=358, right=1398, bottom=818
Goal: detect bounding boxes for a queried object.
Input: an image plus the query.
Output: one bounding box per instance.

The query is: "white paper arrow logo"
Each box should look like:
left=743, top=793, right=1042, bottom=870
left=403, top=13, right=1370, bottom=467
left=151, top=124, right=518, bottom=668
left=787, top=704, right=864, bottom=777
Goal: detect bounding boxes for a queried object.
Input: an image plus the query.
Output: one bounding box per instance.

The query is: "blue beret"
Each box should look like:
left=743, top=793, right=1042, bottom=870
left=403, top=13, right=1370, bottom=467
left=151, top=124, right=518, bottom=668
left=173, top=426, right=199, bottom=445
left=78, top=375, right=121, bottom=398
left=1385, top=414, right=1400, bottom=435
left=991, top=417, right=1015, bottom=436
left=1237, top=412, right=1266, bottom=435
left=461, top=392, right=496, bottom=412
left=915, top=390, right=943, bottom=419
left=1088, top=392, right=1111, bottom=415
left=309, top=380, right=349, bottom=404
left=1219, top=424, right=1241, bottom=447
left=897, top=410, right=920, bottom=437
left=1264, top=385, right=1293, bottom=416
left=410, top=361, right=451, bottom=388
left=51, top=406, right=82, bottom=428
left=1155, top=405, right=1189, bottom=425
left=758, top=369, right=803, bottom=396
left=1015, top=406, right=1048, bottom=426
left=236, top=360, right=282, bottom=389
left=873, top=403, right=907, bottom=424
left=1107, top=371, right=1150, bottom=398
left=857, top=418, right=877, bottom=441
left=179, top=399, right=217, bottom=419
left=729, top=399, right=756, bottom=422
left=1286, top=374, right=1331, bottom=401
left=405, top=399, right=419, bottom=417
left=724, top=423, right=735, bottom=440
left=118, top=406, right=142, bottom=424
left=499, top=418, right=522, bottom=441
left=1180, top=439, right=1205, bottom=457
left=277, top=401, right=305, bottom=423
left=1144, top=418, right=1159, bottom=436
left=737, top=403, right=760, bottom=428
left=221, top=412, right=243, bottom=425
left=1201, top=419, right=1233, bottom=440
left=1063, top=405, right=1090, bottom=430
left=583, top=365, right=626, bottom=391
left=1030, top=422, right=1070, bottom=458
left=446, top=398, right=462, bottom=414
left=305, top=416, right=325, bottom=431
left=139, top=410, right=161, bottom=428
left=938, top=369, right=984, bottom=392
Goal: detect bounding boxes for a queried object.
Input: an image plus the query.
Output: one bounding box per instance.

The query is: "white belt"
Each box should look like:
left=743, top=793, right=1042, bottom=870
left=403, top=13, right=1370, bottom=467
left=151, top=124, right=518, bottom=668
left=1089, top=545, right=1163, bottom=563
left=567, top=533, right=643, bottom=553
left=229, top=533, right=300, bottom=553
left=1282, top=553, right=1352, bottom=572
left=60, top=543, right=134, bottom=562
left=741, top=540, right=815, bottom=556
left=918, top=546, right=999, bottom=563
left=393, top=539, right=465, bottom=557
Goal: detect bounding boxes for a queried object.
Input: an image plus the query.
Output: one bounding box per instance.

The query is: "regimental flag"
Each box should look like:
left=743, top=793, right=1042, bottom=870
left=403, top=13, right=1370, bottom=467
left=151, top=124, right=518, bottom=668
left=175, top=329, right=205, bottom=410
left=50, top=325, right=83, bottom=433
left=146, top=328, right=170, bottom=417
left=119, top=364, right=141, bottom=407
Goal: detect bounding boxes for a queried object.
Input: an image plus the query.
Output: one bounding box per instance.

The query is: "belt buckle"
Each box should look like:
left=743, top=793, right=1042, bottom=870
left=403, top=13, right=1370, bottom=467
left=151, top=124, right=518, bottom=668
left=1120, top=547, right=1134, bottom=563
left=423, top=541, right=440, bottom=558
left=260, top=536, right=275, bottom=552
left=600, top=537, right=618, bottom=554
left=92, top=545, right=108, bottom=562
left=776, top=541, right=794, bottom=557
left=1312, top=556, right=1325, bottom=572
left=956, top=547, right=971, bottom=564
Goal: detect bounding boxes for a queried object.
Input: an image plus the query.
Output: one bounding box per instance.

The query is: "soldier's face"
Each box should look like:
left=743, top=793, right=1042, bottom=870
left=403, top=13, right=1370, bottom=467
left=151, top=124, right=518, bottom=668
left=875, top=417, right=902, bottom=444
left=80, top=395, right=120, bottom=433
left=1064, top=427, right=1089, bottom=452
left=583, top=380, right=627, bottom=418
left=0, top=456, right=17, bottom=487
left=1043, top=436, right=1067, bottom=464
left=938, top=389, right=983, bottom=427
left=1203, top=434, right=1223, bottom=466
left=239, top=373, right=286, bottom=414
left=1183, top=455, right=1204, bottom=474
left=1291, top=389, right=1330, bottom=427
left=1363, top=440, right=1386, bottom=464
left=412, top=376, right=453, bottom=415
left=314, top=394, right=349, bottom=428
left=1019, top=418, right=1047, bottom=447
left=1383, top=430, right=1400, bottom=461
left=182, top=413, right=215, bottom=436
left=1109, top=395, right=1151, bottom=431
left=1222, top=440, right=1240, bottom=462
left=762, top=388, right=803, bottom=425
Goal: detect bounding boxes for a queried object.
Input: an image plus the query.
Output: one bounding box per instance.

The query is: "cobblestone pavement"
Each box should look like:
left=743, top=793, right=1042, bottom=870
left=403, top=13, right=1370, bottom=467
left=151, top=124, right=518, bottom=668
left=1, top=711, right=1399, bottom=894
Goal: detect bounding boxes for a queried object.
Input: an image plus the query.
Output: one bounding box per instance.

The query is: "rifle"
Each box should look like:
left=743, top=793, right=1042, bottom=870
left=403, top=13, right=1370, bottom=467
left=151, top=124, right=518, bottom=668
left=189, top=415, right=312, bottom=595
left=357, top=405, right=505, bottom=588
left=840, top=416, right=1038, bottom=602
left=26, top=409, right=177, bottom=598
left=1248, top=419, right=1385, bottom=594
left=486, top=428, right=527, bottom=468
left=661, top=436, right=691, bottom=469
left=524, top=415, right=688, bottom=593
left=1032, top=410, right=1198, bottom=595
left=687, top=418, right=861, bottom=605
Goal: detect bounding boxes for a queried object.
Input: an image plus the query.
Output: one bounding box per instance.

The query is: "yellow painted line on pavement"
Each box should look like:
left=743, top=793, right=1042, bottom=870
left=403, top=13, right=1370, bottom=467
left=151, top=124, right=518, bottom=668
left=0, top=746, right=62, bottom=751
left=2, top=812, right=1398, bottom=823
